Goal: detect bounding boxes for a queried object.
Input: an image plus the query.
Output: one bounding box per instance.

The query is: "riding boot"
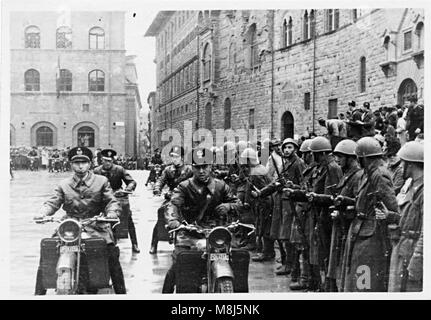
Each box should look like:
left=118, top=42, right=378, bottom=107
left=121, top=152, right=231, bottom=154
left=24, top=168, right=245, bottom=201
left=149, top=223, right=158, bottom=254
left=107, top=245, right=126, bottom=294
left=277, top=240, right=286, bottom=265
left=162, top=268, right=175, bottom=293
left=128, top=215, right=140, bottom=253
left=34, top=267, right=47, bottom=295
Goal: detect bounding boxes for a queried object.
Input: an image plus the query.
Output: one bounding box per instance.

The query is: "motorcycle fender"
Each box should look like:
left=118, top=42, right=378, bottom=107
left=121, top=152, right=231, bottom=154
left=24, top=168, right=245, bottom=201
left=56, top=252, right=77, bottom=273
left=211, top=259, right=234, bottom=279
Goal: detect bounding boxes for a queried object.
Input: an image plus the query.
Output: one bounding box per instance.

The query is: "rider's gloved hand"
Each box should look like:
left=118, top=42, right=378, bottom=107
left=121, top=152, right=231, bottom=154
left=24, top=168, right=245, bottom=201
left=33, top=212, right=46, bottom=221
left=106, top=212, right=119, bottom=220
left=215, top=203, right=231, bottom=217
left=168, top=220, right=181, bottom=230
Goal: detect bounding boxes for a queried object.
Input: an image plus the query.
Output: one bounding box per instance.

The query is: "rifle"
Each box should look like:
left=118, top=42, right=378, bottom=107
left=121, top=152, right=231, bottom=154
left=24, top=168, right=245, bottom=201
left=367, top=190, right=392, bottom=291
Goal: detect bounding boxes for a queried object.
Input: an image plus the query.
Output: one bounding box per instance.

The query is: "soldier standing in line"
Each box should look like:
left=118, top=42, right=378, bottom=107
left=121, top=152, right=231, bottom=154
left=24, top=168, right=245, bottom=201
left=94, top=149, right=140, bottom=253
left=342, top=137, right=398, bottom=292
left=386, top=141, right=423, bottom=292
left=307, top=137, right=343, bottom=291
left=329, top=140, right=363, bottom=291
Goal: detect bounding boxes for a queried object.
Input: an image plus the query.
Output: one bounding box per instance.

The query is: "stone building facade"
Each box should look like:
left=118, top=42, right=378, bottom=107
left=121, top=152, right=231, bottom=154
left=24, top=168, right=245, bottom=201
left=145, top=9, right=424, bottom=150
left=10, top=11, right=141, bottom=156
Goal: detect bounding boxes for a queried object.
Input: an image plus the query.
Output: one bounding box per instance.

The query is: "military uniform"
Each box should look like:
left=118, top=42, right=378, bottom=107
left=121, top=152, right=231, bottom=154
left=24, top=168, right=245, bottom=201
left=162, top=176, right=240, bottom=293
left=94, top=156, right=139, bottom=250
left=329, top=163, right=362, bottom=291
left=388, top=178, right=423, bottom=292
left=35, top=147, right=126, bottom=294
left=342, top=159, right=398, bottom=292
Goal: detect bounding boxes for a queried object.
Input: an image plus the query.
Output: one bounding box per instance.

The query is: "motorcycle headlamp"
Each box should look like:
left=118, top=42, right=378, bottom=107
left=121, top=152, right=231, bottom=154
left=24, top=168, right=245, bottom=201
left=58, top=219, right=81, bottom=243
left=208, top=227, right=232, bottom=248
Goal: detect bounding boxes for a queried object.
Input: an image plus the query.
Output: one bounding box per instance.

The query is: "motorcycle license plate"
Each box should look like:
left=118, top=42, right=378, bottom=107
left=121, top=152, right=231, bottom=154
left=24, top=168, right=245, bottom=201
left=210, top=253, right=229, bottom=261
left=59, top=245, right=80, bottom=254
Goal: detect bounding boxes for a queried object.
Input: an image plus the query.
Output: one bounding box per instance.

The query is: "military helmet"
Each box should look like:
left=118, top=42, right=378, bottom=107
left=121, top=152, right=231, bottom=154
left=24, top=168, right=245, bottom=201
left=397, top=141, right=424, bottom=163
left=240, top=147, right=259, bottom=166
left=333, top=139, right=357, bottom=156
left=236, top=140, right=248, bottom=153
left=299, top=139, right=313, bottom=153
left=223, top=141, right=236, bottom=151
left=309, top=136, right=332, bottom=153
left=355, top=137, right=383, bottom=158
left=185, top=147, right=214, bottom=166
left=281, top=138, right=299, bottom=149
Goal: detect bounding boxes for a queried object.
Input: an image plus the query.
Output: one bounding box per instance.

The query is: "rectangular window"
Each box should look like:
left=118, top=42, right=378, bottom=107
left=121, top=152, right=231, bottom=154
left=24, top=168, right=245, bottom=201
left=328, top=99, right=338, bottom=119
left=82, top=104, right=89, bottom=112
left=304, top=92, right=311, bottom=110
left=404, top=31, right=412, bottom=51
left=249, top=109, right=255, bottom=129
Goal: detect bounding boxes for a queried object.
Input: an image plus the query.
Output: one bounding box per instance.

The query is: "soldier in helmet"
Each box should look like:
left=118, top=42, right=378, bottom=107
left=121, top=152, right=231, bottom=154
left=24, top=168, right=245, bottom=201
left=307, top=136, right=342, bottom=291
left=342, top=137, right=398, bottom=292
left=149, top=145, right=193, bottom=254
left=386, top=141, right=423, bottom=291
left=162, top=147, right=240, bottom=293
left=329, top=140, right=363, bottom=291
left=239, top=147, right=274, bottom=259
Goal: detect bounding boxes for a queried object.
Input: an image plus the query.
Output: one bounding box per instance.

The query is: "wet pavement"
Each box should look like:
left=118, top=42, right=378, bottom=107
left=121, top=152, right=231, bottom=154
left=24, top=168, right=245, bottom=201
left=9, top=170, right=291, bottom=296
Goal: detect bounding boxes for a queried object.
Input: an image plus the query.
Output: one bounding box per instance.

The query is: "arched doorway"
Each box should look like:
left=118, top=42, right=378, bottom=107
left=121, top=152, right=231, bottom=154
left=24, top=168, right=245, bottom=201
left=77, top=126, right=95, bottom=147
left=36, top=126, right=54, bottom=146
left=398, top=78, right=417, bottom=106
left=281, top=111, right=294, bottom=139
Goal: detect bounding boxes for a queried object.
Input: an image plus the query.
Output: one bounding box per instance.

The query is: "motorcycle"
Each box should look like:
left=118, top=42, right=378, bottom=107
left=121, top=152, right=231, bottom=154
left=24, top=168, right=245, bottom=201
left=35, top=214, right=120, bottom=295
left=168, top=220, right=255, bottom=293
left=28, top=156, right=38, bottom=171
left=52, top=157, right=63, bottom=172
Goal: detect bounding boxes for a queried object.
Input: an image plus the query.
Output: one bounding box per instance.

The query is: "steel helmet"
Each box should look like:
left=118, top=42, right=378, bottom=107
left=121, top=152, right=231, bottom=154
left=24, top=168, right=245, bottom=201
left=270, top=139, right=282, bottom=148
left=355, top=137, right=383, bottom=158
left=281, top=138, right=299, bottom=149
left=333, top=139, right=358, bottom=156
left=397, top=141, right=424, bottom=163
left=299, top=139, right=313, bottom=153
left=309, top=136, right=332, bottom=152
left=223, top=141, right=236, bottom=151
left=240, top=147, right=259, bottom=165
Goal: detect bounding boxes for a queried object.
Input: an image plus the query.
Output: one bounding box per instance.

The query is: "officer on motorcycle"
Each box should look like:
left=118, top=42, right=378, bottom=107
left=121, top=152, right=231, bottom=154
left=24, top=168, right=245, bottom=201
left=94, top=149, right=140, bottom=253
left=33, top=146, right=127, bottom=294
left=162, top=147, right=241, bottom=293
left=149, top=145, right=193, bottom=254
left=145, top=148, right=164, bottom=186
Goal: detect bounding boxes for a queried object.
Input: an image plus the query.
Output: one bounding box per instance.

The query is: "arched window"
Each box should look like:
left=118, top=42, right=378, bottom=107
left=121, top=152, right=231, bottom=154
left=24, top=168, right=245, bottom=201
left=205, top=103, right=212, bottom=130
left=77, top=126, right=95, bottom=147
left=59, top=69, right=72, bottom=91
left=288, top=17, right=293, bottom=46
left=56, top=26, right=72, bottom=49
left=326, top=9, right=339, bottom=32
left=360, top=57, right=366, bottom=93
left=282, top=19, right=288, bottom=47
left=203, top=43, right=211, bottom=81
left=310, top=10, right=315, bottom=38
left=415, top=22, right=424, bottom=50
left=224, top=98, right=232, bottom=129
left=89, top=27, right=105, bottom=49
left=25, top=69, right=40, bottom=91
left=25, top=26, right=40, bottom=48
left=88, top=70, right=105, bottom=91
left=229, top=40, right=237, bottom=72
left=250, top=24, right=259, bottom=68
left=303, top=11, right=309, bottom=40
left=36, top=126, right=53, bottom=146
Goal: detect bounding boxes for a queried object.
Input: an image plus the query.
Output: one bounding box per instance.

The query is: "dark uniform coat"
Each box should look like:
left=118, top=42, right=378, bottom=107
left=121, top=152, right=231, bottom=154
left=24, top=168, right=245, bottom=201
left=328, top=164, right=363, bottom=290
left=343, top=159, right=398, bottom=292
left=309, top=155, right=342, bottom=266
left=165, top=177, right=240, bottom=247
left=154, top=164, right=193, bottom=193
left=39, top=172, right=121, bottom=244
left=94, top=164, right=137, bottom=192
left=388, top=178, right=423, bottom=292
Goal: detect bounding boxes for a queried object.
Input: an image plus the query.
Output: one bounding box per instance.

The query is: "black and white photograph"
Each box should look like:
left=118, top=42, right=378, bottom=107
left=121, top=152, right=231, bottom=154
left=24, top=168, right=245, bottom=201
left=1, top=0, right=429, bottom=300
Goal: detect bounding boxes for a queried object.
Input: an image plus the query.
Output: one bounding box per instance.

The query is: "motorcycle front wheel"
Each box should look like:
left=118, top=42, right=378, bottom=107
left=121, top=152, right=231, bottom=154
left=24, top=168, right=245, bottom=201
left=215, top=277, right=234, bottom=293
left=56, top=269, right=73, bottom=295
